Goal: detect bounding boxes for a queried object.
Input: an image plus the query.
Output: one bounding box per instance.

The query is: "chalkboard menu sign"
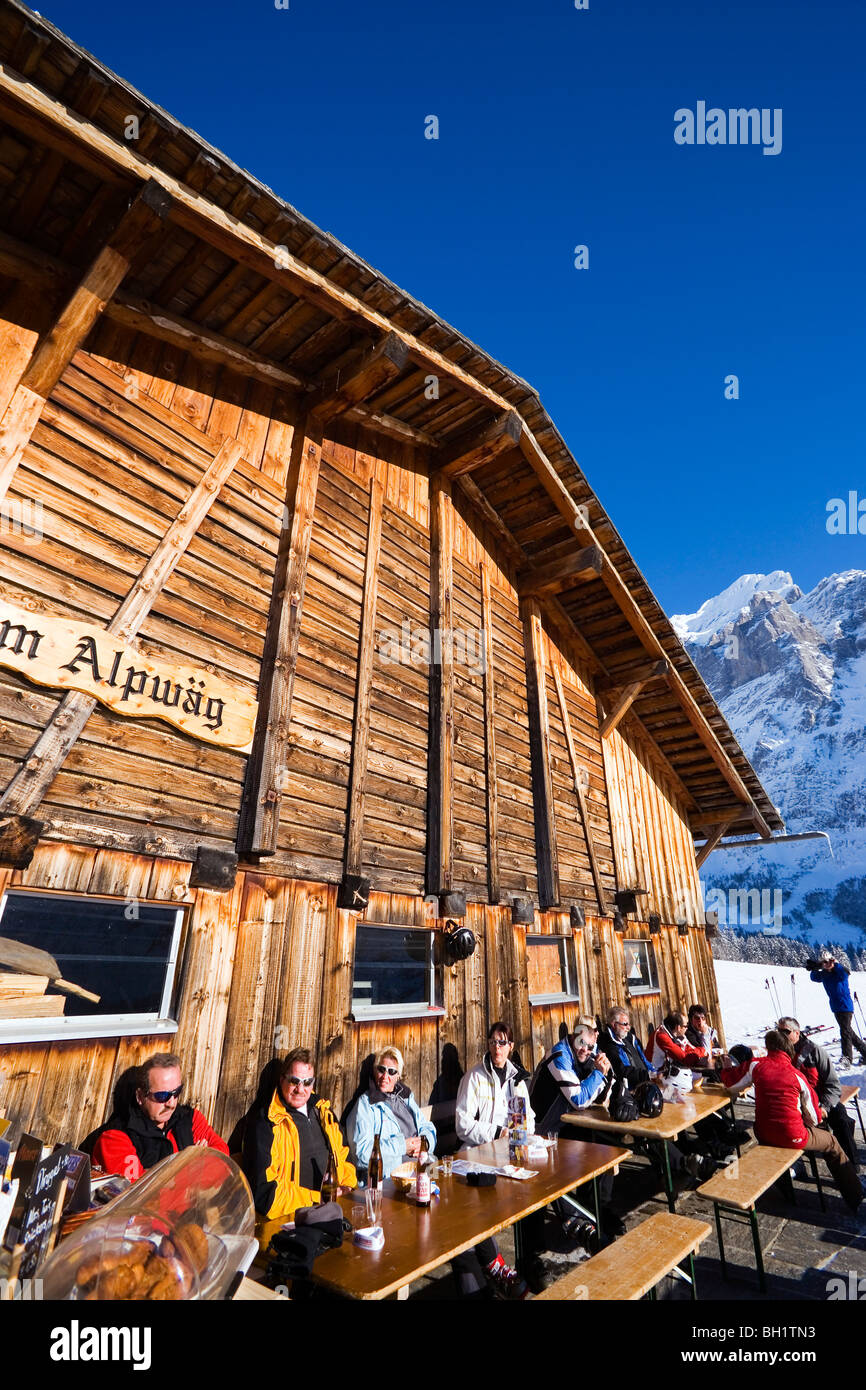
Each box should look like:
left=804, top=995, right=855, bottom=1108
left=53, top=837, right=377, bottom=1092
left=16, top=1144, right=71, bottom=1280
left=4, top=1132, right=42, bottom=1250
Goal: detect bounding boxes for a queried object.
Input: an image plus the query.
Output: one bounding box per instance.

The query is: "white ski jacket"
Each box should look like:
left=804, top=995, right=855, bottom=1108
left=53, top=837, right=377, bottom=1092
left=456, top=1055, right=535, bottom=1147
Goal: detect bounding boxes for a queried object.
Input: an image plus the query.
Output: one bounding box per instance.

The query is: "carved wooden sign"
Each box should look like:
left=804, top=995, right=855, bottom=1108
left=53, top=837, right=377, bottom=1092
left=0, top=594, right=257, bottom=751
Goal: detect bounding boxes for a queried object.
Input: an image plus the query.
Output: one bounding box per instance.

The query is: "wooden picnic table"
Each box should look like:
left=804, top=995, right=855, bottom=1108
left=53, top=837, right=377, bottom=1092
left=301, top=1136, right=627, bottom=1300
left=561, top=1085, right=735, bottom=1213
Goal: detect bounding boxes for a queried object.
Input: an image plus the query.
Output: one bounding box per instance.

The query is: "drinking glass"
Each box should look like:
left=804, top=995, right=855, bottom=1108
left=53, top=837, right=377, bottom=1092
left=365, top=1186, right=383, bottom=1226
left=439, top=1154, right=453, bottom=1178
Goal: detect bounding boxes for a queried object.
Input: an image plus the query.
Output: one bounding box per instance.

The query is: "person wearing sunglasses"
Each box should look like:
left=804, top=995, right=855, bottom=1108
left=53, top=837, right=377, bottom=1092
left=243, top=1046, right=356, bottom=1248
left=86, top=1051, right=229, bottom=1182
left=345, top=1046, right=436, bottom=1181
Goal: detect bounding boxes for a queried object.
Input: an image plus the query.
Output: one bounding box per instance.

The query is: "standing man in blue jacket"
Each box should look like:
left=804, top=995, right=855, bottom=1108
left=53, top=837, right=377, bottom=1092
left=808, top=952, right=866, bottom=1071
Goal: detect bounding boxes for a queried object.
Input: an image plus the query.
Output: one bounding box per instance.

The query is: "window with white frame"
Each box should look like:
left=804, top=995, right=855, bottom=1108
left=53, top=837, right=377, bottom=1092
left=0, top=889, right=185, bottom=1040
left=623, top=938, right=659, bottom=995
left=351, top=923, right=441, bottom=1019
left=527, top=933, right=579, bottom=1005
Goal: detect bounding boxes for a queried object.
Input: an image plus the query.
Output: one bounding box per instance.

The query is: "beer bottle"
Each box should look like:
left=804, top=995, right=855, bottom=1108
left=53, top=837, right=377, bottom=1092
left=416, top=1136, right=431, bottom=1207
left=369, top=1133, right=383, bottom=1190
left=320, top=1146, right=339, bottom=1203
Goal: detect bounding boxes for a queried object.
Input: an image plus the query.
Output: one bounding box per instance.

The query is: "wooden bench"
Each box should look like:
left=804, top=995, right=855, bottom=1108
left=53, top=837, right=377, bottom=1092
left=534, top=1212, right=711, bottom=1301
left=840, top=1083, right=866, bottom=1144
left=695, top=1145, right=797, bottom=1292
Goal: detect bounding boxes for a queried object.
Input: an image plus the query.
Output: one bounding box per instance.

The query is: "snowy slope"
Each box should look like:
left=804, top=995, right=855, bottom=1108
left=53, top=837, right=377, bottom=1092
left=716, top=960, right=866, bottom=1098
left=671, top=571, right=866, bottom=946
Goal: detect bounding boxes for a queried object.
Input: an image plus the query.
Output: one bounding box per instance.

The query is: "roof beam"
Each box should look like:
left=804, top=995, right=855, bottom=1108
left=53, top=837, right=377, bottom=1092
left=695, top=816, right=738, bottom=870
left=599, top=681, right=646, bottom=740
left=518, top=543, right=604, bottom=597
left=435, top=410, right=522, bottom=480
left=309, top=332, right=409, bottom=426
left=595, top=659, right=669, bottom=694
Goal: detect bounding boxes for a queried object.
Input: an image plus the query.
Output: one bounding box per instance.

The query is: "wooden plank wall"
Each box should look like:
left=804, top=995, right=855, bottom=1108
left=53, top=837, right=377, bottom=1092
left=601, top=712, right=704, bottom=925
left=0, top=330, right=288, bottom=850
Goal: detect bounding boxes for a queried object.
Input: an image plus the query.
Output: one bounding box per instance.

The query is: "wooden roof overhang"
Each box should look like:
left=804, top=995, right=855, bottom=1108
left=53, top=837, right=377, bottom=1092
left=0, top=0, right=783, bottom=851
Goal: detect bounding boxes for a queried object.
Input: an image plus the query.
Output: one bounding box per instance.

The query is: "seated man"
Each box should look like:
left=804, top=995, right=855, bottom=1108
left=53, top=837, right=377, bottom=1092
left=530, top=1025, right=623, bottom=1243
left=777, top=1015, right=857, bottom=1164
left=651, top=1011, right=708, bottom=1074
left=242, top=1047, right=356, bottom=1248
left=685, top=1004, right=720, bottom=1066
left=87, top=1051, right=229, bottom=1181
left=598, top=1005, right=653, bottom=1086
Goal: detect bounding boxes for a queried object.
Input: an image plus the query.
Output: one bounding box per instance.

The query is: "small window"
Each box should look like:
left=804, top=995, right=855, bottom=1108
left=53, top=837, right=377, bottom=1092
left=624, top=938, right=659, bottom=996
left=351, top=924, right=441, bottom=1020
left=0, top=889, right=184, bottom=1041
left=527, top=934, right=578, bottom=1006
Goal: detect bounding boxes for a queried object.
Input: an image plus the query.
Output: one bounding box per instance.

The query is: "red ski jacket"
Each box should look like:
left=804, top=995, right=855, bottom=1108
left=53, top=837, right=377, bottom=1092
left=752, top=1051, right=820, bottom=1149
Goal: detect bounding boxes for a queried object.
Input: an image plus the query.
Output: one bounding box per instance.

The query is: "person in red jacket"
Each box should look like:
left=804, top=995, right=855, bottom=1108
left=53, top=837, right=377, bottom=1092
left=751, top=1031, right=863, bottom=1212
left=650, top=1012, right=708, bottom=1071
left=86, top=1052, right=229, bottom=1182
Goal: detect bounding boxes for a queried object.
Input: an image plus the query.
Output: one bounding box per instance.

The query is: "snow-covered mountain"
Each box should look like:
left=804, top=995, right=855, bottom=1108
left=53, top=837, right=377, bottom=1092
left=671, top=570, right=866, bottom=946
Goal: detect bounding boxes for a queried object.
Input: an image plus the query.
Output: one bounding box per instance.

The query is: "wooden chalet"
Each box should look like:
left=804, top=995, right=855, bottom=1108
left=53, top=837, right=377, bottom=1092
left=0, top=1, right=782, bottom=1147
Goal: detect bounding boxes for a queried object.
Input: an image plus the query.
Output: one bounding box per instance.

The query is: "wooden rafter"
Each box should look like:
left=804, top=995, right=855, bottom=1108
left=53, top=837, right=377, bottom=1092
left=344, top=477, right=384, bottom=877
left=595, top=659, right=669, bottom=694
left=435, top=410, right=522, bottom=480
left=522, top=598, right=560, bottom=909
left=480, top=565, right=499, bottom=904
left=310, top=332, right=409, bottom=426
left=0, top=436, right=244, bottom=818
left=551, top=662, right=606, bottom=914
left=0, top=180, right=170, bottom=507
left=236, top=419, right=324, bottom=856
left=518, top=543, right=604, bottom=597
left=426, top=475, right=454, bottom=896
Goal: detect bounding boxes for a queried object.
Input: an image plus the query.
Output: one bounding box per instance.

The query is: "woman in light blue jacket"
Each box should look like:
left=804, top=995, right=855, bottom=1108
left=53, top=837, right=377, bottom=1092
left=345, top=1045, right=436, bottom=1181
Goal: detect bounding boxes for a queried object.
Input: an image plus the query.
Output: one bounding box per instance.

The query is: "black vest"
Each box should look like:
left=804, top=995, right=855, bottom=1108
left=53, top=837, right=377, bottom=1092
left=83, top=1104, right=196, bottom=1171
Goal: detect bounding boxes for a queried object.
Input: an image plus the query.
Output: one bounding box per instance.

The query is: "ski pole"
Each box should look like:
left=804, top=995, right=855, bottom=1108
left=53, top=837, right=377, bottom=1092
left=854, top=991, right=866, bottom=1036
left=791, top=972, right=797, bottom=1017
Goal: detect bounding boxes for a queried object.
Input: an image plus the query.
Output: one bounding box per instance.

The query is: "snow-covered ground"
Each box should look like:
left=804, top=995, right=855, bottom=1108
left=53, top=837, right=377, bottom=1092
left=715, top=959, right=866, bottom=1095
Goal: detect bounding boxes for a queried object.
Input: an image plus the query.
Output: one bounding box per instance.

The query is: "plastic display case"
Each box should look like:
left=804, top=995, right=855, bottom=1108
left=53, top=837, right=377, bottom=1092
left=40, top=1147, right=257, bottom=1300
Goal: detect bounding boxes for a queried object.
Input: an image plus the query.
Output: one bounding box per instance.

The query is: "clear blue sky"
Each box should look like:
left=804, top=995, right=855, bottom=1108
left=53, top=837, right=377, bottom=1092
left=36, top=0, right=866, bottom=614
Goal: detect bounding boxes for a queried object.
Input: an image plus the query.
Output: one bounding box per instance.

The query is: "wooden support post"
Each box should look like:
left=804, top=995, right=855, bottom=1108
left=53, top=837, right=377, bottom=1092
left=480, top=566, right=499, bottom=905
left=435, top=410, right=522, bottom=480
left=521, top=598, right=560, bottom=909
left=600, top=680, right=646, bottom=739
left=0, top=437, right=244, bottom=817
left=695, top=817, right=736, bottom=871
left=344, top=477, right=384, bottom=877
left=0, top=181, right=170, bottom=506
left=551, top=662, right=606, bottom=915
left=426, top=475, right=454, bottom=897
left=237, top=421, right=324, bottom=856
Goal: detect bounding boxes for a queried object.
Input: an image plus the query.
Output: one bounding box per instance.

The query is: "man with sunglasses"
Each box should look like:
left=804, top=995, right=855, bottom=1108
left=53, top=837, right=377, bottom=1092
left=243, top=1047, right=356, bottom=1248
left=777, top=1015, right=856, bottom=1164
left=88, top=1051, right=229, bottom=1182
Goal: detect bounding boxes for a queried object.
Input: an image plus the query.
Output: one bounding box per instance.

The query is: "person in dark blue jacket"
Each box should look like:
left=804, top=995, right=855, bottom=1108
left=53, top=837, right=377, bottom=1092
left=808, top=953, right=866, bottom=1069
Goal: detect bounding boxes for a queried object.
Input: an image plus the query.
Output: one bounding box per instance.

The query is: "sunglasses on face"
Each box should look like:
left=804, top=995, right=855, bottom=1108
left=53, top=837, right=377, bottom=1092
left=376, top=1065, right=399, bottom=1076
left=286, top=1076, right=315, bottom=1089
left=489, top=1039, right=510, bottom=1048
left=147, top=1085, right=183, bottom=1103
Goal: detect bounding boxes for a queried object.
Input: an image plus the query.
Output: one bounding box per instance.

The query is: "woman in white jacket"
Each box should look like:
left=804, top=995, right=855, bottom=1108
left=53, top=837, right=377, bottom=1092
left=456, top=1022, right=535, bottom=1146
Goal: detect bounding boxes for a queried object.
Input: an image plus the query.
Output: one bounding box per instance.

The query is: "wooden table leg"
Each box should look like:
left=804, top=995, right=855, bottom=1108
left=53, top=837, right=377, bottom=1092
left=749, top=1206, right=767, bottom=1294
left=395, top=1285, right=409, bottom=1301
left=660, top=1140, right=676, bottom=1213
left=713, top=1202, right=728, bottom=1281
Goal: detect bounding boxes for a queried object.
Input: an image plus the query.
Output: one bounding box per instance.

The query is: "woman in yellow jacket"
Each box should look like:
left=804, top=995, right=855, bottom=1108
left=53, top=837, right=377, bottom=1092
left=242, top=1047, right=356, bottom=1249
